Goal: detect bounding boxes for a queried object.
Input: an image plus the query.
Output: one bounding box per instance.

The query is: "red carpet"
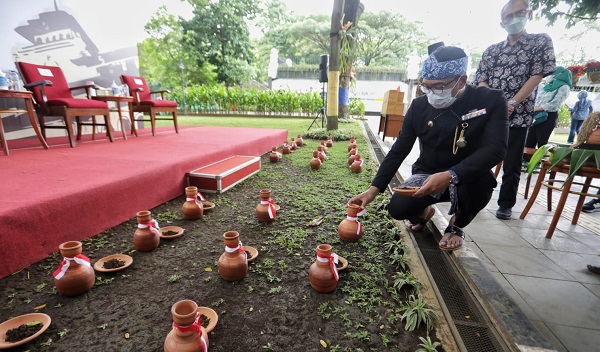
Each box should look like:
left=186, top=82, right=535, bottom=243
left=0, top=126, right=287, bottom=278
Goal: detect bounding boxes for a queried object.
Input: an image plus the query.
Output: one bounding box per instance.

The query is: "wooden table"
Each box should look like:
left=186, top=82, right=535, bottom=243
left=378, top=114, right=404, bottom=141
left=92, top=95, right=134, bottom=140
left=0, top=90, right=49, bottom=155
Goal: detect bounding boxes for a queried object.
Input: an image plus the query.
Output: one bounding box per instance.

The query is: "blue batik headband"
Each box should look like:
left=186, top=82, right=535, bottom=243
left=422, top=54, right=468, bottom=80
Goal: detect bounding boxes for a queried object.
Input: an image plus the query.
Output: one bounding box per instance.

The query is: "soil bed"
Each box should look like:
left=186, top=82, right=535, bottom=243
left=0, top=133, right=440, bottom=351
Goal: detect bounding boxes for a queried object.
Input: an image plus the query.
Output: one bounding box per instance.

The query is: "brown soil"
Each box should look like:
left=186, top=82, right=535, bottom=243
left=0, top=147, right=435, bottom=351
left=102, top=259, right=126, bottom=269
left=6, top=322, right=44, bottom=343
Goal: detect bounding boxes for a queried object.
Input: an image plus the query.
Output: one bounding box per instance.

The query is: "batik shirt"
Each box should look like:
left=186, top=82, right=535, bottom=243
left=476, top=32, right=556, bottom=128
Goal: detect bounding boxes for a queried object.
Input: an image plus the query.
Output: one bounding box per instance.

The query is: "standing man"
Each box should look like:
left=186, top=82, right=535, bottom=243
left=476, top=0, right=556, bottom=220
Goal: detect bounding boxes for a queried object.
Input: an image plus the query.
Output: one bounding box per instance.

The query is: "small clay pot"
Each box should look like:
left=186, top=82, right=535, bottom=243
left=310, top=151, right=322, bottom=170
left=133, top=210, right=160, bottom=252
left=53, top=241, right=95, bottom=297
left=317, top=146, right=327, bottom=162
left=308, top=244, right=338, bottom=293
left=164, top=300, right=209, bottom=352
left=296, top=135, right=304, bottom=147
left=282, top=142, right=291, bottom=154
left=256, top=189, right=277, bottom=223
left=269, top=146, right=281, bottom=163
left=218, top=231, right=248, bottom=281
left=338, top=204, right=363, bottom=242
left=320, top=141, right=328, bottom=153
left=326, top=136, right=333, bottom=148
left=348, top=153, right=357, bottom=165
left=182, top=186, right=203, bottom=220
left=347, top=136, right=357, bottom=152
left=350, top=155, right=363, bottom=173
left=290, top=138, right=298, bottom=150
left=348, top=146, right=357, bottom=156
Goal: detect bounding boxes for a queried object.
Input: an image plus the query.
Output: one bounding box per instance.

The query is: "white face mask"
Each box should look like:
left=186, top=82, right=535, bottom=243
left=504, top=16, right=527, bottom=35
left=426, top=80, right=461, bottom=109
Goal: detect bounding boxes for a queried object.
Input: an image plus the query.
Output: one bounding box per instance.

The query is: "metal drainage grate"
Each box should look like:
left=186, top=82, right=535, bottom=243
left=364, top=121, right=509, bottom=352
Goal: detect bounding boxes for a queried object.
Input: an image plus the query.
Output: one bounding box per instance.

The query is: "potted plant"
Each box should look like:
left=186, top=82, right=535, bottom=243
left=584, top=61, right=600, bottom=84
left=567, top=65, right=585, bottom=86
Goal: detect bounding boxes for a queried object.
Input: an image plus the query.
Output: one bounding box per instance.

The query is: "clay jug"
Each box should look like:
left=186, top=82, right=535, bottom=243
left=310, top=151, right=322, bottom=170
left=164, top=300, right=209, bottom=352
left=290, top=138, right=298, bottom=150
left=182, top=186, right=204, bottom=220
left=282, top=142, right=291, bottom=154
left=256, top=189, right=277, bottom=223
left=348, top=145, right=357, bottom=156
left=317, top=146, right=327, bottom=162
left=217, top=231, right=248, bottom=281
left=338, top=204, right=364, bottom=242
left=269, top=146, right=281, bottom=163
left=350, top=155, right=363, bottom=173
left=133, top=210, right=160, bottom=252
left=53, top=241, right=95, bottom=297
left=326, top=136, right=333, bottom=148
left=347, top=136, right=357, bottom=152
left=320, top=141, right=328, bottom=153
left=308, top=244, right=340, bottom=293
left=296, top=134, right=304, bottom=147
left=348, top=153, right=357, bottom=165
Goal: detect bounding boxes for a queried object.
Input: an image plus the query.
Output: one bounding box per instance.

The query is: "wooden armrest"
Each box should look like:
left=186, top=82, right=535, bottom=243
left=130, top=87, right=144, bottom=93
left=24, top=80, right=52, bottom=88
left=69, top=84, right=99, bottom=91
left=150, top=89, right=170, bottom=94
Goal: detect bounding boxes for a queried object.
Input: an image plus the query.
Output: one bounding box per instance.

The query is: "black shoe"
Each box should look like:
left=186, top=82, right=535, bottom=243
left=582, top=200, right=600, bottom=213
left=496, top=207, right=512, bottom=220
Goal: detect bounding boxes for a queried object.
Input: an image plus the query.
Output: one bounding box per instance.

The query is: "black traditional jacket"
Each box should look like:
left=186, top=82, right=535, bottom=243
left=372, top=85, right=508, bottom=192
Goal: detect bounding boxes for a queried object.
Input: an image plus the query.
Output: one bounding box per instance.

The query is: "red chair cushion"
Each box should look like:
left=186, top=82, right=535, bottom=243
left=47, top=98, right=108, bottom=109
left=140, top=100, right=178, bottom=108
left=18, top=62, right=73, bottom=104
left=121, top=75, right=151, bottom=103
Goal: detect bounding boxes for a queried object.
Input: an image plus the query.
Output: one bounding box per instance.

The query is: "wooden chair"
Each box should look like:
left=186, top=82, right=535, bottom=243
left=120, top=75, right=178, bottom=136
left=17, top=62, right=113, bottom=148
left=519, top=159, right=600, bottom=238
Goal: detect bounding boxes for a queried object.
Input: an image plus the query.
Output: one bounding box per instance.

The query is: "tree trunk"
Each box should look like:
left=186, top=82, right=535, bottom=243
left=338, top=0, right=364, bottom=120
left=327, top=0, right=344, bottom=131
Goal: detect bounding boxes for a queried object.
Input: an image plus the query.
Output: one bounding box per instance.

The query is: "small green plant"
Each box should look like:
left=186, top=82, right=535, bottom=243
left=54, top=303, right=62, bottom=308
left=167, top=274, right=183, bottom=283
left=212, top=298, right=225, bottom=307
left=24, top=298, right=32, bottom=304
left=390, top=253, right=410, bottom=270
left=34, top=283, right=47, bottom=293
left=393, top=272, right=422, bottom=292
left=268, top=286, right=282, bottom=294
left=95, top=277, right=114, bottom=286
left=415, top=336, right=442, bottom=352
left=97, top=323, right=108, bottom=330
left=247, top=286, right=255, bottom=293
left=154, top=210, right=181, bottom=223
left=40, top=337, right=53, bottom=347
left=400, top=294, right=439, bottom=333
left=262, top=342, right=273, bottom=351
left=57, top=328, right=69, bottom=338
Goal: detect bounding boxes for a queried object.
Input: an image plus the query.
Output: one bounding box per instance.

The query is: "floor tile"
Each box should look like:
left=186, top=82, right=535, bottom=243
left=545, top=323, right=600, bottom=352
left=504, top=275, right=600, bottom=328
left=518, top=228, right=599, bottom=254
left=529, top=320, right=567, bottom=352
left=584, top=283, right=600, bottom=300
left=540, top=249, right=600, bottom=284
left=480, top=245, right=574, bottom=280
left=563, top=231, right=600, bottom=252
left=490, top=272, right=540, bottom=321
left=470, top=244, right=499, bottom=273
left=468, top=225, right=535, bottom=248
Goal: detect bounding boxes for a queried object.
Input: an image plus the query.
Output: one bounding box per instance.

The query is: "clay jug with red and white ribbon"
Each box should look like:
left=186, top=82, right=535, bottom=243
left=290, top=138, right=298, bottom=150
left=164, top=300, right=209, bottom=352
left=347, top=136, right=357, bottom=152
left=308, top=244, right=339, bottom=293
left=326, top=136, right=333, bottom=148
left=296, top=134, right=304, bottom=147
left=269, top=146, right=282, bottom=163
left=350, top=155, right=363, bottom=173
left=182, top=186, right=204, bottom=220
left=53, top=241, right=95, bottom=296
left=256, top=189, right=277, bottom=223
left=338, top=204, right=365, bottom=242
left=282, top=142, right=291, bottom=154
left=217, top=231, right=248, bottom=281
left=317, top=145, right=327, bottom=162
left=310, top=150, right=322, bottom=170
left=133, top=210, right=160, bottom=251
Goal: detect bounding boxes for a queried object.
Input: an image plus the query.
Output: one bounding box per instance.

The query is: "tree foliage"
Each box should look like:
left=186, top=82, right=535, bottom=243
left=530, top=0, right=599, bottom=28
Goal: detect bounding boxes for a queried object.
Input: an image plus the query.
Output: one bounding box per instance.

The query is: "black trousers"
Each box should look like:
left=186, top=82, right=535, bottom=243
left=387, top=172, right=496, bottom=228
left=525, top=111, right=558, bottom=148
left=498, top=126, right=528, bottom=209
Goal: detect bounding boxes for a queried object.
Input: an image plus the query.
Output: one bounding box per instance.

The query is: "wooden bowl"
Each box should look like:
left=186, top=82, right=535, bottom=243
left=392, top=186, right=420, bottom=196
left=242, top=246, right=259, bottom=262
left=336, top=256, right=348, bottom=271
left=160, top=226, right=185, bottom=239
left=0, top=313, right=51, bottom=349
left=201, top=201, right=215, bottom=212
left=197, top=307, right=218, bottom=333
left=94, top=254, right=133, bottom=273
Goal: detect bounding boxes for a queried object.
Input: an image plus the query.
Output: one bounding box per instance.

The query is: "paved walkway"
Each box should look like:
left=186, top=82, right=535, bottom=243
left=365, top=115, right=600, bottom=352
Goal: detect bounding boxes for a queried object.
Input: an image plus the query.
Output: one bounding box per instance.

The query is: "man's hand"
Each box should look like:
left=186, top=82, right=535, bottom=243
left=348, top=186, right=379, bottom=208
left=413, top=172, right=452, bottom=197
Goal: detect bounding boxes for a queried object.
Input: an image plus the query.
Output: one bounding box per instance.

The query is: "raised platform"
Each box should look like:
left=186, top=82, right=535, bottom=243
left=0, top=126, right=287, bottom=278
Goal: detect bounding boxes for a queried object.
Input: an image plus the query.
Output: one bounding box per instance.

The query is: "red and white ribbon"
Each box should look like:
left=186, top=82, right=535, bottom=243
left=138, top=219, right=160, bottom=236
left=53, top=254, right=91, bottom=280
left=196, top=192, right=206, bottom=202
left=260, top=197, right=277, bottom=219
left=172, top=312, right=208, bottom=352
left=346, top=212, right=363, bottom=236
left=316, top=251, right=339, bottom=281
left=291, top=141, right=297, bottom=148
left=225, top=241, right=248, bottom=264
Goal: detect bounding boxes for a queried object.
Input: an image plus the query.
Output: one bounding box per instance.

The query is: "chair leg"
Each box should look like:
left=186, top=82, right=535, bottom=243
left=150, top=110, right=156, bottom=136
left=104, top=113, right=114, bottom=143
left=573, top=177, right=592, bottom=225
left=76, top=116, right=83, bottom=141
left=524, top=174, right=532, bottom=199
left=65, top=116, right=76, bottom=148
left=547, top=170, right=556, bottom=211
left=546, top=176, right=574, bottom=239
left=91, top=116, right=97, bottom=140
left=520, top=165, right=548, bottom=219
left=172, top=110, right=179, bottom=133
left=0, top=116, right=8, bottom=156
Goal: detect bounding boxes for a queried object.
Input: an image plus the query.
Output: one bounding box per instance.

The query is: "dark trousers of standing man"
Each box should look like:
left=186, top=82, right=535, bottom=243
left=498, top=127, right=529, bottom=209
